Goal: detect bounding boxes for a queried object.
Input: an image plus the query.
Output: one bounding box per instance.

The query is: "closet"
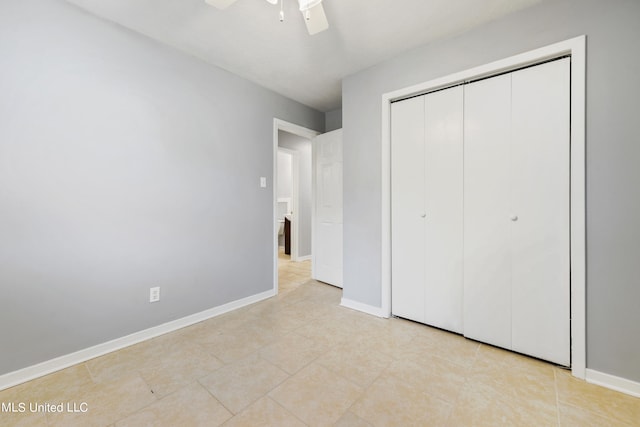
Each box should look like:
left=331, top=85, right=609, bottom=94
left=391, top=58, right=570, bottom=366
left=391, top=86, right=464, bottom=333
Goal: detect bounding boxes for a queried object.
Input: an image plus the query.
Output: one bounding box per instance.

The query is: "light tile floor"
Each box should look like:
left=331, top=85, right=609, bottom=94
left=277, top=249, right=312, bottom=294
left=2, top=255, right=639, bottom=426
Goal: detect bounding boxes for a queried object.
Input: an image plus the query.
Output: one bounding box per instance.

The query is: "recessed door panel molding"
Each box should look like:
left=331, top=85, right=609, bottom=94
left=423, top=86, right=464, bottom=333
left=391, top=96, right=426, bottom=322
left=463, top=73, right=513, bottom=350
left=510, top=58, right=570, bottom=365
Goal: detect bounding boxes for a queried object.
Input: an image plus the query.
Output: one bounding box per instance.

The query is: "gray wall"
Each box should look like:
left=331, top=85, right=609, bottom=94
left=325, top=109, right=342, bottom=132
left=343, top=0, right=640, bottom=382
left=278, top=131, right=313, bottom=258
left=0, top=0, right=323, bottom=375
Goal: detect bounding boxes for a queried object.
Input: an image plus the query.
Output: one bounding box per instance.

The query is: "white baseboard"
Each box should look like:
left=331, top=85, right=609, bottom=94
left=295, top=255, right=312, bottom=262
left=340, top=298, right=388, bottom=318
left=0, top=289, right=276, bottom=392
left=586, top=369, right=640, bottom=398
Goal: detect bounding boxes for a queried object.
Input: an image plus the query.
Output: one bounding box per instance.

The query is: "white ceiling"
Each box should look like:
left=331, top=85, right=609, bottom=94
left=66, top=0, right=544, bottom=112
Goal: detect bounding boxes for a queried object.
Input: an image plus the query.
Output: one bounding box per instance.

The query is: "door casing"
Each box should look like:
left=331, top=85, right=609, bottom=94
left=272, top=119, right=320, bottom=294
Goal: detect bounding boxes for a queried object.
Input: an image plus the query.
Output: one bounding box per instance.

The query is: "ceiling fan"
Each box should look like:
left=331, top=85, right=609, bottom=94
left=204, top=0, right=329, bottom=35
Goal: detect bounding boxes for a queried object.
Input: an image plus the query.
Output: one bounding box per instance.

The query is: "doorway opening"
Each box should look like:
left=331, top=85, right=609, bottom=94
left=273, top=119, right=319, bottom=295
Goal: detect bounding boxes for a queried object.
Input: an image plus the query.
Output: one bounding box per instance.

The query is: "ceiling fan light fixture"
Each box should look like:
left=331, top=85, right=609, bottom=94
left=298, top=0, right=322, bottom=12
left=205, top=0, right=328, bottom=35
left=204, top=0, right=238, bottom=9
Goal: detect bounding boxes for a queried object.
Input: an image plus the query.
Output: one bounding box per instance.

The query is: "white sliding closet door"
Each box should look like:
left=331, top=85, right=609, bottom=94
left=391, top=97, right=425, bottom=322
left=510, top=59, right=570, bottom=365
left=423, top=87, right=463, bottom=333
left=463, top=74, right=513, bottom=350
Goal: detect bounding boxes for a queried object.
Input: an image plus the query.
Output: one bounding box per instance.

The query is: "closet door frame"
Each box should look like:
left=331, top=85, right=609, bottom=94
left=380, top=36, right=586, bottom=379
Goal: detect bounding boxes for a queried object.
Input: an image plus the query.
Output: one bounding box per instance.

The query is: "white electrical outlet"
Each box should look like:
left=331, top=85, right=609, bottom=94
left=260, top=177, right=267, bottom=188
left=149, top=287, right=160, bottom=303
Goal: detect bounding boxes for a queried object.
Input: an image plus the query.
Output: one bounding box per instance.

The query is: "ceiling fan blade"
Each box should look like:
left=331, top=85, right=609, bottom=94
left=204, top=0, right=238, bottom=10
left=302, top=3, right=329, bottom=35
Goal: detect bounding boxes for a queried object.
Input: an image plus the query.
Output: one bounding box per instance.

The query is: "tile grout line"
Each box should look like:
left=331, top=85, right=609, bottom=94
left=444, top=342, right=483, bottom=423
left=197, top=377, right=238, bottom=422
left=338, top=375, right=371, bottom=425
left=266, top=395, right=311, bottom=427
left=82, top=361, right=99, bottom=385
left=553, top=367, right=562, bottom=427
left=110, top=375, right=180, bottom=426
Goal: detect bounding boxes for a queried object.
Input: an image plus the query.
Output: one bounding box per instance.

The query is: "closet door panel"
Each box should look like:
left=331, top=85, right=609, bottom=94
left=391, top=97, right=425, bottom=322
left=463, top=75, right=512, bottom=349
left=511, top=59, right=571, bottom=365
left=423, top=86, right=464, bottom=333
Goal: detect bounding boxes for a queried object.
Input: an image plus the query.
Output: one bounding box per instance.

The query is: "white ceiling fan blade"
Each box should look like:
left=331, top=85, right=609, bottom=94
left=302, top=3, right=329, bottom=35
left=204, top=0, right=238, bottom=10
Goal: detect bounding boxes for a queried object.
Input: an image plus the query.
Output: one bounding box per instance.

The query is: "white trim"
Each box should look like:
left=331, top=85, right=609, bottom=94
left=291, top=150, right=300, bottom=261
left=340, top=298, right=387, bottom=318
left=586, top=369, right=640, bottom=398
left=380, top=36, right=587, bottom=379
left=276, top=196, right=292, bottom=248
left=273, top=118, right=320, bottom=294
left=569, top=37, right=587, bottom=380
left=276, top=197, right=292, bottom=217
left=311, top=134, right=317, bottom=280
left=277, top=147, right=300, bottom=260
left=0, top=289, right=275, bottom=391
left=296, top=255, right=312, bottom=262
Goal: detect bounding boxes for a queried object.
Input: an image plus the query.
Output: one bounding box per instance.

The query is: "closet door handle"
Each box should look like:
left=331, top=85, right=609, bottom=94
left=420, top=213, right=427, bottom=218
left=510, top=214, right=519, bottom=221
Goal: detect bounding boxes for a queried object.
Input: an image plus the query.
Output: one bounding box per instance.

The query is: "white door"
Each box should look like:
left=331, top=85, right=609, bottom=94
left=391, top=87, right=464, bottom=332
left=423, top=86, right=464, bottom=333
left=463, top=73, right=513, bottom=350
left=510, top=58, right=570, bottom=365
left=391, top=59, right=570, bottom=365
left=464, top=59, right=570, bottom=365
left=313, top=129, right=343, bottom=287
left=391, top=97, right=426, bottom=322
